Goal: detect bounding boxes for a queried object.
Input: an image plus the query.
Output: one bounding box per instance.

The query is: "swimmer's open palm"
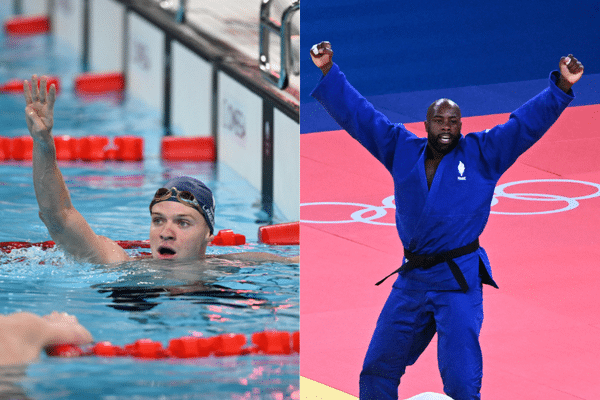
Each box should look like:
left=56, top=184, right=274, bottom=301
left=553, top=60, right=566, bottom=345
left=24, top=75, right=56, bottom=140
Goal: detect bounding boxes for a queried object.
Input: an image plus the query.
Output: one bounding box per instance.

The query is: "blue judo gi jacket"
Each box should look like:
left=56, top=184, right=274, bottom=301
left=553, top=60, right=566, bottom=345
left=311, top=63, right=574, bottom=291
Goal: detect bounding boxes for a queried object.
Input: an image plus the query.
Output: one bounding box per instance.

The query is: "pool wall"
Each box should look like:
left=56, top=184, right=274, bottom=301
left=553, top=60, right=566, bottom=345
left=4, top=0, right=299, bottom=222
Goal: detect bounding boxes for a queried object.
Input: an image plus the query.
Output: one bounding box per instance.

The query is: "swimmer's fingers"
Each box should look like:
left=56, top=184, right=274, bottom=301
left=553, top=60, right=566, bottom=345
left=31, top=74, right=39, bottom=102
left=43, top=312, right=93, bottom=347
left=39, top=76, right=48, bottom=104
left=36, top=75, right=56, bottom=108
left=46, top=80, right=56, bottom=110
left=43, top=311, right=71, bottom=321
left=23, top=79, right=33, bottom=105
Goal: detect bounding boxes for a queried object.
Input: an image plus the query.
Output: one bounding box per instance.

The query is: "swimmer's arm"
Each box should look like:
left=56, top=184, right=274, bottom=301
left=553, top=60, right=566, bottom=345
left=24, top=75, right=130, bottom=264
left=215, top=252, right=299, bottom=264
left=0, top=312, right=92, bottom=366
left=33, top=151, right=129, bottom=264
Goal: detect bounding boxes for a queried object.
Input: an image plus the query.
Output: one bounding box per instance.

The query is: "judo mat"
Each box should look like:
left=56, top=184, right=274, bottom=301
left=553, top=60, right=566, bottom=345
left=300, top=103, right=600, bottom=399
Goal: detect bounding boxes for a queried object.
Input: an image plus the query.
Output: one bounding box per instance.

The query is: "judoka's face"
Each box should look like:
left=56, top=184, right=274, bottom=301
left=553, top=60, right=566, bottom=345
left=425, top=99, right=462, bottom=156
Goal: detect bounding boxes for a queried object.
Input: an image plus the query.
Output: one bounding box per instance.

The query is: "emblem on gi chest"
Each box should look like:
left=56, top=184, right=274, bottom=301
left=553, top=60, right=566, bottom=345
left=458, top=161, right=466, bottom=180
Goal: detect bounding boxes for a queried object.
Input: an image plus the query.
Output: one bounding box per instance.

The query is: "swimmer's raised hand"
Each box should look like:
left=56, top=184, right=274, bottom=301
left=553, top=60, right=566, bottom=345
left=310, top=41, right=333, bottom=76
left=23, top=75, right=56, bottom=141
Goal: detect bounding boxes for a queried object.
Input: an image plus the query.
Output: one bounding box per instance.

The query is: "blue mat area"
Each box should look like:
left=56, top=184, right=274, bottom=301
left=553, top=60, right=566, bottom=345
left=300, top=0, right=600, bottom=133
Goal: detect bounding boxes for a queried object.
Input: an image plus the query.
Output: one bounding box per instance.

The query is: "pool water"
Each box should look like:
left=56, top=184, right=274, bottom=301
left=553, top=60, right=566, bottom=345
left=0, top=18, right=298, bottom=400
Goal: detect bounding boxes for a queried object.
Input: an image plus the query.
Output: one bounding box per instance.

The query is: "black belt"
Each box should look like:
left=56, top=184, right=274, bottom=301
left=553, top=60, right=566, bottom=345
left=375, top=239, right=480, bottom=293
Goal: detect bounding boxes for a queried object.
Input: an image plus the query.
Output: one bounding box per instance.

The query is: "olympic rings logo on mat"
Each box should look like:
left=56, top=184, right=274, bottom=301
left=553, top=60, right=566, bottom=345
left=300, top=179, right=600, bottom=225
left=492, top=179, right=600, bottom=215
left=301, top=195, right=397, bottom=225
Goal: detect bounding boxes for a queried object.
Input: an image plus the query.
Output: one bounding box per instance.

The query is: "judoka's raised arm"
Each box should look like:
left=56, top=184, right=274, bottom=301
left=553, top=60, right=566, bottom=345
left=475, top=55, right=583, bottom=177
left=309, top=42, right=413, bottom=170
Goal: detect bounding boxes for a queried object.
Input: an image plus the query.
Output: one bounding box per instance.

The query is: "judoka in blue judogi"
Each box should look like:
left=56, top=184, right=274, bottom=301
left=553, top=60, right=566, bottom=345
left=310, top=41, right=584, bottom=400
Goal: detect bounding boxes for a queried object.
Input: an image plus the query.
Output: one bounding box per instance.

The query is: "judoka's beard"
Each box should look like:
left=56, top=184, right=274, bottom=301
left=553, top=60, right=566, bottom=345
left=427, top=132, right=460, bottom=155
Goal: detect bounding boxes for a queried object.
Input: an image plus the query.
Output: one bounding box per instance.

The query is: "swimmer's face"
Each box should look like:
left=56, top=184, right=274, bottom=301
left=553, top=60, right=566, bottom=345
left=425, top=99, right=462, bottom=156
left=149, top=201, right=214, bottom=261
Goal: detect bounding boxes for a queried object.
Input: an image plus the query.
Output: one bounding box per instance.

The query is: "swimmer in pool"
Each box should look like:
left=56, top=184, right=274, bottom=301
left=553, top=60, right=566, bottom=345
left=23, top=75, right=299, bottom=265
left=0, top=311, right=92, bottom=365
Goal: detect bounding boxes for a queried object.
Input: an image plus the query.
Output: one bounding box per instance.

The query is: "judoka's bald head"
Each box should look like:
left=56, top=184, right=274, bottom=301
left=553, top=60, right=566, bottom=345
left=424, top=98, right=462, bottom=157
left=426, top=98, right=461, bottom=122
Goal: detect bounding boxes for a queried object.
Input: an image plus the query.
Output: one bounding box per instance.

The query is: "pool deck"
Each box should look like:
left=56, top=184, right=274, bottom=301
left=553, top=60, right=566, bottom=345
left=185, top=0, right=299, bottom=93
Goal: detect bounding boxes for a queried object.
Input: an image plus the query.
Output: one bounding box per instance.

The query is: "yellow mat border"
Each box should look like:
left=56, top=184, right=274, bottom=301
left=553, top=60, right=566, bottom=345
left=300, top=376, right=358, bottom=399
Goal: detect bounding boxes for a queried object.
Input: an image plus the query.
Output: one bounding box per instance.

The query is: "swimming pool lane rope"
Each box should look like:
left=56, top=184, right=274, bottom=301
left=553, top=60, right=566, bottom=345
left=46, top=330, right=299, bottom=359
left=0, top=222, right=300, bottom=252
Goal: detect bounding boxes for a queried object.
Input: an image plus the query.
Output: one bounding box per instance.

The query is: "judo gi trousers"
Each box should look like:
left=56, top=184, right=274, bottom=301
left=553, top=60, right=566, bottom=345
left=359, top=281, right=484, bottom=400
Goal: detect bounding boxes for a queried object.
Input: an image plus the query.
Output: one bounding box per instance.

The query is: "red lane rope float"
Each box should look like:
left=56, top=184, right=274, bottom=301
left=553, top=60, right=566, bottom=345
left=54, top=135, right=79, bottom=161
left=46, top=330, right=299, bottom=359
left=0, top=240, right=55, bottom=253
left=2, top=134, right=217, bottom=163
left=161, top=136, right=216, bottom=162
left=74, top=72, right=125, bottom=94
left=0, top=135, right=144, bottom=162
left=113, top=136, right=144, bottom=161
left=0, top=76, right=60, bottom=94
left=4, top=15, right=51, bottom=36
left=0, top=137, right=10, bottom=160
left=258, top=221, right=299, bottom=245
left=10, top=136, right=33, bottom=161
left=0, top=230, right=246, bottom=254
left=0, top=224, right=301, bottom=253
left=79, top=136, right=109, bottom=162
left=210, top=229, right=246, bottom=246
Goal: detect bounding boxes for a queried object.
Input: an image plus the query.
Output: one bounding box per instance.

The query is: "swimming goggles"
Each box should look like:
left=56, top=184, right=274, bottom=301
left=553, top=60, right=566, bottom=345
left=150, top=187, right=202, bottom=214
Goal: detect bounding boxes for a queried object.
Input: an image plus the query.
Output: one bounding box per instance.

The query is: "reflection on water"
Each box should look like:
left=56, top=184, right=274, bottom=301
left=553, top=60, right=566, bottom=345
left=92, top=257, right=287, bottom=313
left=0, top=366, right=29, bottom=400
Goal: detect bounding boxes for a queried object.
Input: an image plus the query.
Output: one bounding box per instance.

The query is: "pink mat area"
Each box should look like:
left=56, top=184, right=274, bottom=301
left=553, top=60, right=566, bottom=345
left=300, top=104, right=600, bottom=399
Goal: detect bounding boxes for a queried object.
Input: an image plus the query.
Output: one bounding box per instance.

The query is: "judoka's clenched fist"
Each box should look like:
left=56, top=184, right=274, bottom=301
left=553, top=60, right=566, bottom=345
left=557, top=54, right=584, bottom=93
left=310, top=41, right=334, bottom=75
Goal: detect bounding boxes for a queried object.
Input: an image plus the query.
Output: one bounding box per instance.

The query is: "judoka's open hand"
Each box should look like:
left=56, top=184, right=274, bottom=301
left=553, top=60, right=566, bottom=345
left=24, top=75, right=56, bottom=142
left=557, top=55, right=584, bottom=93
left=310, top=41, right=333, bottom=75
